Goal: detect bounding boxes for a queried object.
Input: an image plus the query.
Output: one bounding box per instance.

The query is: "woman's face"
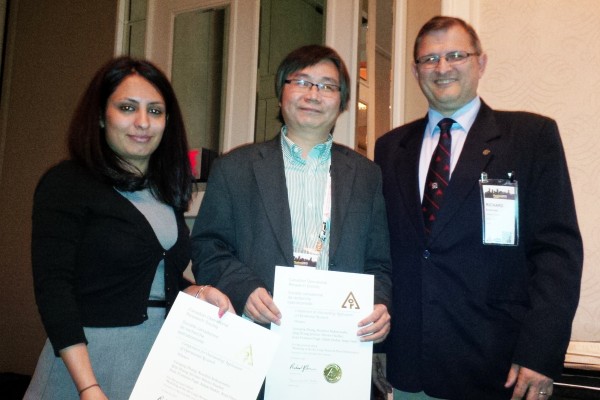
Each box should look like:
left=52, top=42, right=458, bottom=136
left=104, top=74, right=166, bottom=173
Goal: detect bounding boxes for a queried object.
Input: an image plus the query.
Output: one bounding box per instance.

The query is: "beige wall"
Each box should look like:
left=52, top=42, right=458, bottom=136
left=403, top=0, right=440, bottom=123
left=473, top=0, right=600, bottom=342
left=0, top=0, right=117, bottom=375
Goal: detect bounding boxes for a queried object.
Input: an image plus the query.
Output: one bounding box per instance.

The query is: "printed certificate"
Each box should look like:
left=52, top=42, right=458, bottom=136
left=130, top=292, right=280, bottom=400
left=264, top=266, right=374, bottom=399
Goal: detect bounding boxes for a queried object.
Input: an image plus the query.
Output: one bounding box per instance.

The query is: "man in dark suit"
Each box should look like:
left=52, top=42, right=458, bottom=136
left=375, top=16, right=583, bottom=400
left=191, top=44, right=391, bottom=383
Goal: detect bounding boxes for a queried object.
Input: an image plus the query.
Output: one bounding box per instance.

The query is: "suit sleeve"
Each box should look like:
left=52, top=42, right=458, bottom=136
left=366, top=169, right=393, bottom=309
left=512, top=118, right=583, bottom=379
left=190, top=159, right=266, bottom=314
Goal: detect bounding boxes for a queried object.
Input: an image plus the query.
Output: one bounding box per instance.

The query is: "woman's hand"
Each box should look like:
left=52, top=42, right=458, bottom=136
left=183, top=285, right=236, bottom=317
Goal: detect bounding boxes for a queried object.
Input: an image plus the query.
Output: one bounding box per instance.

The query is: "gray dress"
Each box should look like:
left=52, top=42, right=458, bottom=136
left=25, top=189, right=177, bottom=400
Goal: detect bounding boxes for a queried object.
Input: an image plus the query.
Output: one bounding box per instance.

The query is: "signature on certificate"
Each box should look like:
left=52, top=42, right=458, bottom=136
left=289, top=363, right=316, bottom=373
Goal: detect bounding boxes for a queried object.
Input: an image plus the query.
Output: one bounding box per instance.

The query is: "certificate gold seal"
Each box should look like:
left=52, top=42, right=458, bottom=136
left=323, top=363, right=342, bottom=383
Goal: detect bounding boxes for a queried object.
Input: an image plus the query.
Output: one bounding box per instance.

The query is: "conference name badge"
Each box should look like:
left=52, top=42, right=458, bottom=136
left=479, top=172, right=519, bottom=246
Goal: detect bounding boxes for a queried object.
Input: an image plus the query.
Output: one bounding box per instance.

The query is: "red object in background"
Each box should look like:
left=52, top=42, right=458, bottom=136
left=188, top=149, right=201, bottom=179
left=188, top=148, right=218, bottom=181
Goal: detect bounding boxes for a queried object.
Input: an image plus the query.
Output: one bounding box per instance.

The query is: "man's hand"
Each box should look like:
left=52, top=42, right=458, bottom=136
left=357, top=304, right=390, bottom=343
left=505, top=363, right=553, bottom=399
left=243, top=287, right=282, bottom=325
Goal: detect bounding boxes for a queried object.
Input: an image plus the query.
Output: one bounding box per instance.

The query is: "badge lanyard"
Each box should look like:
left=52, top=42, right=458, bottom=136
left=315, top=167, right=332, bottom=252
left=294, top=162, right=331, bottom=268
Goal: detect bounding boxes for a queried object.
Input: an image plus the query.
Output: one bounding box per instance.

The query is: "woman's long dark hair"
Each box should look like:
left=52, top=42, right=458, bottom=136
left=67, top=56, right=193, bottom=211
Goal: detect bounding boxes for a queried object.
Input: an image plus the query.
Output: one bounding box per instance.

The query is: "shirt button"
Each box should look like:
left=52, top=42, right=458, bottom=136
left=423, top=250, right=430, bottom=259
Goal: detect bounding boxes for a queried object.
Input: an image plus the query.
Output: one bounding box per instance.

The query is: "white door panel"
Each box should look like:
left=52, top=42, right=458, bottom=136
left=146, top=0, right=259, bottom=152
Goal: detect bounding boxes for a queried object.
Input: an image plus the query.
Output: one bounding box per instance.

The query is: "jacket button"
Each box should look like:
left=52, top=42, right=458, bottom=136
left=423, top=250, right=430, bottom=259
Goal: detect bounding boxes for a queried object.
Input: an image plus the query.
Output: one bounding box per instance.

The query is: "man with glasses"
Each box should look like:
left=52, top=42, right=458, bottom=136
left=192, top=44, right=392, bottom=398
left=375, top=16, right=582, bottom=399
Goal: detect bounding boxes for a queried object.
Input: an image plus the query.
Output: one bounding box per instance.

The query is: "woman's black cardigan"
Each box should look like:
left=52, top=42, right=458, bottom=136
left=32, top=161, right=192, bottom=355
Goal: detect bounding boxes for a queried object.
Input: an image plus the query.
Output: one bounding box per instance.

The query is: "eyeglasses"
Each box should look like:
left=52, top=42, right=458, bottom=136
left=415, top=51, right=479, bottom=69
left=284, top=79, right=341, bottom=94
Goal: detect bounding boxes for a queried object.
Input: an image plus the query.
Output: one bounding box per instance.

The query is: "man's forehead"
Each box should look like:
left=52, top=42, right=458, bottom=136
left=417, top=27, right=472, bottom=53
left=288, top=62, right=340, bottom=82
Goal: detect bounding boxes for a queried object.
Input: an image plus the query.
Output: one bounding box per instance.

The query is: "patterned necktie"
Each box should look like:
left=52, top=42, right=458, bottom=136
left=422, top=118, right=455, bottom=235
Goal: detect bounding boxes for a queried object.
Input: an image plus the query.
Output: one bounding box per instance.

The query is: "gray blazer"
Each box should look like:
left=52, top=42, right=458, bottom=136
left=191, top=136, right=392, bottom=314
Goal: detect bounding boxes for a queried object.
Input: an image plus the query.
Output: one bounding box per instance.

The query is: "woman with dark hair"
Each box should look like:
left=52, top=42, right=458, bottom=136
left=25, top=56, right=234, bottom=400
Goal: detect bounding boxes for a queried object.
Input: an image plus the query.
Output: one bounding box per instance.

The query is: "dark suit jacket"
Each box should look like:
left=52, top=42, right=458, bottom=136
left=191, top=136, right=392, bottom=316
left=375, top=101, right=583, bottom=399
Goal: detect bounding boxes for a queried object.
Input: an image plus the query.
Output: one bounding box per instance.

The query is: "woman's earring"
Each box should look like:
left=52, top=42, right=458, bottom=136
left=99, top=119, right=105, bottom=129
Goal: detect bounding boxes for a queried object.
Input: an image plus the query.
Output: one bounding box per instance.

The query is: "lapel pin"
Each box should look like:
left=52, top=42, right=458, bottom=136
left=482, top=149, right=491, bottom=156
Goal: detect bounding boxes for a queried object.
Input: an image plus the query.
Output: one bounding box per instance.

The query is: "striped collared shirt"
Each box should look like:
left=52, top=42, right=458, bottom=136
left=281, top=126, right=332, bottom=270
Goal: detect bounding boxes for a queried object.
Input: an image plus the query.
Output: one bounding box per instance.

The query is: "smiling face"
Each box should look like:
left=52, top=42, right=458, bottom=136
left=412, top=25, right=487, bottom=116
left=104, top=74, right=166, bottom=173
left=280, top=60, right=342, bottom=145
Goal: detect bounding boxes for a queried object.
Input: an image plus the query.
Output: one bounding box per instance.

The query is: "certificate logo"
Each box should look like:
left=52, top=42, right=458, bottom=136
left=237, top=344, right=254, bottom=366
left=341, top=291, right=360, bottom=310
left=323, top=363, right=342, bottom=383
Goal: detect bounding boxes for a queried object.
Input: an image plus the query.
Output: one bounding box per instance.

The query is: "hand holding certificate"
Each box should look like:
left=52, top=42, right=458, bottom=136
left=265, top=266, right=375, bottom=400
left=130, top=292, right=280, bottom=400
